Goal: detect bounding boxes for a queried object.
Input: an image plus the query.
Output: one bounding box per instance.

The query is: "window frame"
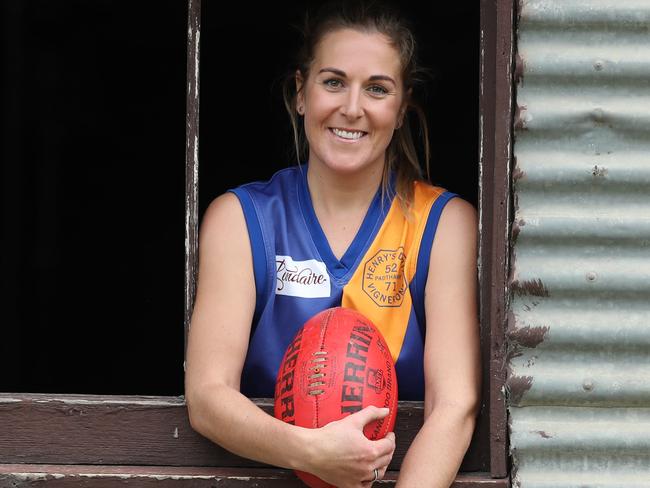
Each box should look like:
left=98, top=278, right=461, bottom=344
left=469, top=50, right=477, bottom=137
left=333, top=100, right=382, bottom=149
left=0, top=0, right=513, bottom=484
left=477, top=0, right=514, bottom=478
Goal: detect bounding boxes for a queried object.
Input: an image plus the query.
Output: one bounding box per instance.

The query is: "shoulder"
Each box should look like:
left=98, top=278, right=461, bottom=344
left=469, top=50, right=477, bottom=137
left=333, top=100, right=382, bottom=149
left=431, top=196, right=478, bottom=266
left=201, top=192, right=244, bottom=235
left=439, top=197, right=477, bottom=235
left=198, top=192, right=250, bottom=257
left=198, top=166, right=302, bottom=248
left=231, top=166, right=302, bottom=197
left=195, top=193, right=257, bottom=296
left=412, top=182, right=477, bottom=236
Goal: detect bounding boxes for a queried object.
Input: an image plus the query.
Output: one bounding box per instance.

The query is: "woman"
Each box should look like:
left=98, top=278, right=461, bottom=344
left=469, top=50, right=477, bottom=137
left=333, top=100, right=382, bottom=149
left=185, top=1, right=480, bottom=486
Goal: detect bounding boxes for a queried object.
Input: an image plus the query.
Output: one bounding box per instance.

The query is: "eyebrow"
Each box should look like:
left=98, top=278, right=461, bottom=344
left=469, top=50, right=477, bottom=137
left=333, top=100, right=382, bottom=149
left=317, top=67, right=396, bottom=86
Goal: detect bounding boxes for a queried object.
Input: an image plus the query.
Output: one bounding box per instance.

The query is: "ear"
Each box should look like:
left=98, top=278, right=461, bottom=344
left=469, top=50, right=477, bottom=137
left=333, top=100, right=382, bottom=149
left=295, top=70, right=305, bottom=105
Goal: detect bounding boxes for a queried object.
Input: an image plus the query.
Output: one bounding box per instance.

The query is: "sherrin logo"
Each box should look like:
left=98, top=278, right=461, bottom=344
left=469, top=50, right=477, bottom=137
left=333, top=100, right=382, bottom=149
left=275, top=256, right=331, bottom=298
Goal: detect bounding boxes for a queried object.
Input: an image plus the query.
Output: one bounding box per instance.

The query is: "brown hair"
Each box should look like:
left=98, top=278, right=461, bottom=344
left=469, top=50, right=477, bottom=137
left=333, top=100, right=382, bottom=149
left=281, top=0, right=433, bottom=211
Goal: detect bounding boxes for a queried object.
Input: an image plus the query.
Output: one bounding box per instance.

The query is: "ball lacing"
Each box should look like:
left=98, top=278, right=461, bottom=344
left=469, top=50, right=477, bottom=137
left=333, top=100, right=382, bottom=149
left=308, top=351, right=328, bottom=395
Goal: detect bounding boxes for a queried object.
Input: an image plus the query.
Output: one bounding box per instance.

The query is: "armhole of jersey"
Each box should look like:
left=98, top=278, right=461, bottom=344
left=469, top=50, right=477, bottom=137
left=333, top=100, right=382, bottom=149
left=228, top=188, right=268, bottom=325
left=412, top=191, right=458, bottom=330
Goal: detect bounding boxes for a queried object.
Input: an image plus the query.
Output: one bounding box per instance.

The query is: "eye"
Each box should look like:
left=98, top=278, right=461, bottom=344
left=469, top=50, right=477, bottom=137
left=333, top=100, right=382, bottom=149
left=323, top=78, right=343, bottom=89
left=368, top=85, right=389, bottom=96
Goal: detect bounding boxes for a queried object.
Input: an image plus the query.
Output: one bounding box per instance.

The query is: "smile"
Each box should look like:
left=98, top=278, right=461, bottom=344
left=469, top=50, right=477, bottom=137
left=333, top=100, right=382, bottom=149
left=329, top=127, right=367, bottom=141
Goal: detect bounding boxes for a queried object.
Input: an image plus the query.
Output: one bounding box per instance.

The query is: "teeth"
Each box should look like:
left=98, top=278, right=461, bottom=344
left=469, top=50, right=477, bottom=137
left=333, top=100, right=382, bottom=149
left=332, top=128, right=365, bottom=140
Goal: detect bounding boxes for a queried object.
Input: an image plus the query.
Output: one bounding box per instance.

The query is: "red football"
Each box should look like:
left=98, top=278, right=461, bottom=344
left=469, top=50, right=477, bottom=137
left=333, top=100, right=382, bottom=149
left=274, top=307, right=398, bottom=488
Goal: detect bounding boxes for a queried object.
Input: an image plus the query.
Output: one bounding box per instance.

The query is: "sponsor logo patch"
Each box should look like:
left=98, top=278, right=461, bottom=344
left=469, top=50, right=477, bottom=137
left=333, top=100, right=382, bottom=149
left=275, top=256, right=331, bottom=298
left=362, top=248, right=406, bottom=307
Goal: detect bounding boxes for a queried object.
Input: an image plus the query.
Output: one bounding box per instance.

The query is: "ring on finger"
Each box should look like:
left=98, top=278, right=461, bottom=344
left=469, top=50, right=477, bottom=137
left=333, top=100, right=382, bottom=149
left=373, top=468, right=379, bottom=482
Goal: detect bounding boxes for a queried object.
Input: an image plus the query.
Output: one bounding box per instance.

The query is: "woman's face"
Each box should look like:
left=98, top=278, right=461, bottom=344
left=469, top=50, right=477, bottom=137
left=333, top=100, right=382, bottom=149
left=296, top=28, right=406, bottom=177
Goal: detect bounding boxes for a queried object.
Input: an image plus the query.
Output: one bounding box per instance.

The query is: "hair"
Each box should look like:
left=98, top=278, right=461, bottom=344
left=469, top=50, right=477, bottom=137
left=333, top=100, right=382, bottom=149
left=281, top=0, right=434, bottom=211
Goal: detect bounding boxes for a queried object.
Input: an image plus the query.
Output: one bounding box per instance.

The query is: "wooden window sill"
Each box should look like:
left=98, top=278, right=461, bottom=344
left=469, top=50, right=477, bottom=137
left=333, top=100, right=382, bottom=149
left=0, top=465, right=509, bottom=487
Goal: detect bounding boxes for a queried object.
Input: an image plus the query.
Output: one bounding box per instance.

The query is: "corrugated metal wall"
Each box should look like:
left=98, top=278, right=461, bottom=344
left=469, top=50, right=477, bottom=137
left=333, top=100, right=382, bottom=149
left=508, top=1, right=650, bottom=486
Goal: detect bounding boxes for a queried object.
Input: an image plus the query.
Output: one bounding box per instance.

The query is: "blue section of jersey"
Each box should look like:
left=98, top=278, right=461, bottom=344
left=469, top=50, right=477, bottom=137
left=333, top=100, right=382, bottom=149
left=228, top=166, right=455, bottom=400
left=394, top=307, right=425, bottom=398
left=230, top=166, right=348, bottom=398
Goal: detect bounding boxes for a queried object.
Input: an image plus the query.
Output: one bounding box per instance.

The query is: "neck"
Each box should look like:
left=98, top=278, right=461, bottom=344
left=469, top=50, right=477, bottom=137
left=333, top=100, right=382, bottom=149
left=306, top=163, right=384, bottom=217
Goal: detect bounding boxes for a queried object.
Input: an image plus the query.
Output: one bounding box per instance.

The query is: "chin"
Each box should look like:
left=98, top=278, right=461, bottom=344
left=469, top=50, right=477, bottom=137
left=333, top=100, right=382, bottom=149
left=322, top=157, right=383, bottom=175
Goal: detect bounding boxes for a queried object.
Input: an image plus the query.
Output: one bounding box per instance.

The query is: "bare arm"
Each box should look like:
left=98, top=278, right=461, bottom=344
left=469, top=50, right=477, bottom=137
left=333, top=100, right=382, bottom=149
left=395, top=198, right=481, bottom=488
left=184, top=192, right=395, bottom=488
left=184, top=192, right=311, bottom=470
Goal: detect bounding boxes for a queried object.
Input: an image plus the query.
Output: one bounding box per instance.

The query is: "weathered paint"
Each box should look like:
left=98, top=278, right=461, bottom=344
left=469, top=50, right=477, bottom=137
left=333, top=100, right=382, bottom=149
left=184, top=0, right=200, bottom=359
left=0, top=465, right=509, bottom=487
left=509, top=0, right=650, bottom=486
left=479, top=0, right=515, bottom=477
left=0, top=393, right=427, bottom=470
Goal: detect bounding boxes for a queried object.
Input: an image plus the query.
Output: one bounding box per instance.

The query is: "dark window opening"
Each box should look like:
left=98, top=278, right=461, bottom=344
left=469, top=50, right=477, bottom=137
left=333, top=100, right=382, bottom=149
left=199, top=2, right=479, bottom=212
left=1, top=0, right=188, bottom=395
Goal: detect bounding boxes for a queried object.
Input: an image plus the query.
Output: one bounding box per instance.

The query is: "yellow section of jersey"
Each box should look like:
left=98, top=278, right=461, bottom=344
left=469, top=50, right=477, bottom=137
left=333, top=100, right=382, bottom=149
left=342, top=182, right=446, bottom=362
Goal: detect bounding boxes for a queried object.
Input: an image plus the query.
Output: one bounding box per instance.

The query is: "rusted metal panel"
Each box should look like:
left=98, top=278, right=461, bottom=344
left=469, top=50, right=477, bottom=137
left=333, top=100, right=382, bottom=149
left=510, top=407, right=650, bottom=487
left=509, top=0, right=650, bottom=486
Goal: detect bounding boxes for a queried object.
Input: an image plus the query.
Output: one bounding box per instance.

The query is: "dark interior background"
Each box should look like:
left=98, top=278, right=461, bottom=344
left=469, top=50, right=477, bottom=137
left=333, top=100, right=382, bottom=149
left=1, top=1, right=478, bottom=397
left=200, top=1, right=479, bottom=212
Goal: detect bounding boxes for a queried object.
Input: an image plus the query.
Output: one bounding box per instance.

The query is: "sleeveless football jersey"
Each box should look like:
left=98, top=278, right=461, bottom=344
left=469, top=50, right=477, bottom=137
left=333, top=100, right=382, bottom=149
left=229, top=165, right=457, bottom=400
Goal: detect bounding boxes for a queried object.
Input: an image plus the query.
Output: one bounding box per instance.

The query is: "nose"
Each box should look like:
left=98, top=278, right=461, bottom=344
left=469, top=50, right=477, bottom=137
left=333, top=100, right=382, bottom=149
left=340, top=86, right=363, bottom=119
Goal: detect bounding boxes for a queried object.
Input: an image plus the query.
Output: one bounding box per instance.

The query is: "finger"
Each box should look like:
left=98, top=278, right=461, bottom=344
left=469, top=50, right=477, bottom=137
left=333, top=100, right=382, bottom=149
left=372, top=444, right=394, bottom=468
left=350, top=406, right=390, bottom=428
left=366, top=465, right=389, bottom=484
left=361, top=466, right=384, bottom=485
left=371, top=433, right=396, bottom=456
left=360, top=469, right=379, bottom=485
left=374, top=452, right=394, bottom=469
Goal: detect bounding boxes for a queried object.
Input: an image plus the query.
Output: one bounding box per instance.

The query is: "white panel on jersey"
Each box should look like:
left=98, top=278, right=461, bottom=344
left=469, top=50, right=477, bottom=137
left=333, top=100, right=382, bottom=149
left=275, top=256, right=331, bottom=298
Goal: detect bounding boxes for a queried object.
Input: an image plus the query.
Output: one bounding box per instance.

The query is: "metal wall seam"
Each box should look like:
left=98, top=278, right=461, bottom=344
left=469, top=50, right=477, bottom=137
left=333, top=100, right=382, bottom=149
left=508, top=1, right=650, bottom=486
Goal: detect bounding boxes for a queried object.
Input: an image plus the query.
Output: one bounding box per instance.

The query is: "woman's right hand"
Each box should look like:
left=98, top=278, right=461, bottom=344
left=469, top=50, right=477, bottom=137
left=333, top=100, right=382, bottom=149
left=302, top=405, right=396, bottom=488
